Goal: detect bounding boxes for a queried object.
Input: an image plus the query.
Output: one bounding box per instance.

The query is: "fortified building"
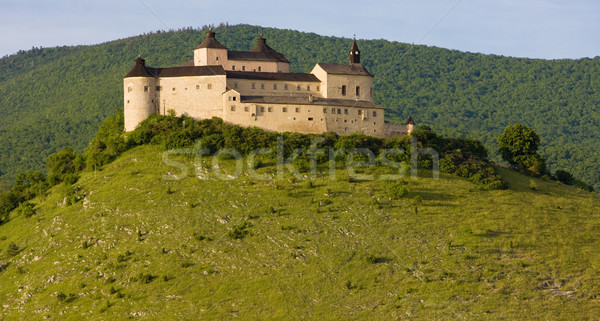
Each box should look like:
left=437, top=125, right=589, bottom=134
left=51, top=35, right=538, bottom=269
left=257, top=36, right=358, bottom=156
left=124, top=30, right=414, bottom=137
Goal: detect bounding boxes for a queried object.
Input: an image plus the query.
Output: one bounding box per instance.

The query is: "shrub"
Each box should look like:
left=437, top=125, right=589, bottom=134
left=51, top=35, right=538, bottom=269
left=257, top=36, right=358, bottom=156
left=385, top=181, right=409, bottom=199
left=138, top=273, right=156, bottom=284
left=16, top=201, right=36, bottom=219
left=529, top=179, right=539, bottom=190
left=228, top=222, right=250, bottom=240
left=555, top=170, right=575, bottom=185
left=46, top=147, right=85, bottom=185
left=0, top=192, right=17, bottom=224
left=56, top=292, right=67, bottom=302
left=85, top=112, right=128, bottom=170
left=6, top=242, right=19, bottom=257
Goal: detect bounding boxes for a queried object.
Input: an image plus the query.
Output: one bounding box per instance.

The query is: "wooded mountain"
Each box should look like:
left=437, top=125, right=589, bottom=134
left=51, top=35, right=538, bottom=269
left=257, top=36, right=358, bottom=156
left=1, top=24, right=599, bottom=190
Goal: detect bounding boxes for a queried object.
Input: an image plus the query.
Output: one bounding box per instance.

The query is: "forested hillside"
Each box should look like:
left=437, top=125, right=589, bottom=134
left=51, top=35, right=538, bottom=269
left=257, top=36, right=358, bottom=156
left=1, top=24, right=599, bottom=190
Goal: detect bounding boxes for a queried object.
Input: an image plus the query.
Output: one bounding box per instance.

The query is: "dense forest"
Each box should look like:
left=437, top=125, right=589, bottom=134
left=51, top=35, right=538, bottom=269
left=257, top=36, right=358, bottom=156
left=1, top=24, right=599, bottom=191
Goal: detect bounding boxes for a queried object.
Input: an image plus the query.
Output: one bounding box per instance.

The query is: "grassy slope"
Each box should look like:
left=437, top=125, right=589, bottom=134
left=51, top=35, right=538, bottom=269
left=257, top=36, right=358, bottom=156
left=0, top=145, right=599, bottom=319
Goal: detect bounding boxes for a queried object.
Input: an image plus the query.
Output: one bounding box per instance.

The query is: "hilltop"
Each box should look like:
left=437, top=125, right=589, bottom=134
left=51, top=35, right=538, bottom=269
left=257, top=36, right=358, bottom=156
left=1, top=147, right=599, bottom=319
left=0, top=116, right=599, bottom=319
left=1, top=24, right=600, bottom=190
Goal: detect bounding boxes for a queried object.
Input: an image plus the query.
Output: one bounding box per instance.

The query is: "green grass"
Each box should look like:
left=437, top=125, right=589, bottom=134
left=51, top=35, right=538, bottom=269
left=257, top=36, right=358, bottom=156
left=1, top=144, right=599, bottom=319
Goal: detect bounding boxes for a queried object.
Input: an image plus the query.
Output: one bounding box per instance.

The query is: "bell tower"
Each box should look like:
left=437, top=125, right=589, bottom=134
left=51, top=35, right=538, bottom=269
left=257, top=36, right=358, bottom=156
left=349, top=38, right=360, bottom=64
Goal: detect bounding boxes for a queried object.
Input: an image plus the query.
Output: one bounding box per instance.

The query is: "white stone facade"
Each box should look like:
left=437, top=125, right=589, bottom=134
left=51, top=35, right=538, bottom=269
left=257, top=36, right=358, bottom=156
left=124, top=31, right=414, bottom=137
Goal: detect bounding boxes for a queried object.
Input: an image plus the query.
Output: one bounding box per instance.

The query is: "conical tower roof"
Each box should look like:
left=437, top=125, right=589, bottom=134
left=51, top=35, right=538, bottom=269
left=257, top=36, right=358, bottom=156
left=125, top=56, right=154, bottom=77
left=195, top=29, right=227, bottom=49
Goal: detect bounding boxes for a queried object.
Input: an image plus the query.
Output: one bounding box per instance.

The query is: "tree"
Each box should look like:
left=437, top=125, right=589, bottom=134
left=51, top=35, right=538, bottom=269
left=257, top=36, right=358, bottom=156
left=497, top=123, right=546, bottom=177
left=555, top=169, right=575, bottom=185
left=0, top=191, right=17, bottom=224
left=46, top=147, right=84, bottom=185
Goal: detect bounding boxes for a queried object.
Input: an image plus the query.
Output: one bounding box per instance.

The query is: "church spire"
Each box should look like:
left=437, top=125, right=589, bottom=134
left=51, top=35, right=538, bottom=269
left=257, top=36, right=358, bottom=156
left=349, top=37, right=360, bottom=64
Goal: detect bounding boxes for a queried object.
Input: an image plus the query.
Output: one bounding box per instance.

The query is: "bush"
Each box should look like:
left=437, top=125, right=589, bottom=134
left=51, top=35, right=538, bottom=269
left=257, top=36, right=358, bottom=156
left=56, top=292, right=67, bottom=302
left=385, top=181, right=409, bottom=199
left=46, top=147, right=85, bottom=185
left=228, top=221, right=251, bottom=239
left=529, top=179, right=539, bottom=190
left=85, top=112, right=129, bottom=170
left=138, top=273, right=156, bottom=284
left=555, top=170, right=575, bottom=185
left=6, top=242, right=19, bottom=257
left=16, top=201, right=35, bottom=219
left=0, top=192, right=17, bottom=224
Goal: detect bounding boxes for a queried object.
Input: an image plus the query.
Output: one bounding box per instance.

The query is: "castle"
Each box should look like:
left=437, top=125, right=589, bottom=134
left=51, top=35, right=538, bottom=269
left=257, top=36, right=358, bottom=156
left=123, top=30, right=414, bottom=137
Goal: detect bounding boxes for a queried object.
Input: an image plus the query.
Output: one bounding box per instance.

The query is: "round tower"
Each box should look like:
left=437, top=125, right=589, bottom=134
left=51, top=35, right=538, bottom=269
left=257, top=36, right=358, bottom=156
left=124, top=57, right=156, bottom=132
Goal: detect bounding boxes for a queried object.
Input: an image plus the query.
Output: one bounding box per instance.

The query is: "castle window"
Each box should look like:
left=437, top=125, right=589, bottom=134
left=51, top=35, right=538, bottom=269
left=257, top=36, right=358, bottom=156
left=234, top=82, right=238, bottom=89
left=356, top=86, right=360, bottom=96
left=341, top=85, right=346, bottom=96
left=337, top=109, right=341, bottom=114
left=261, top=83, right=265, bottom=89
left=297, top=85, right=301, bottom=91
left=233, top=97, right=236, bottom=101
left=344, top=120, right=347, bottom=123
left=196, top=85, right=200, bottom=90
left=307, top=85, right=311, bottom=91
left=372, top=111, right=377, bottom=117
left=260, top=106, right=265, bottom=112
left=323, top=108, right=326, bottom=113
left=185, top=87, right=188, bottom=90
left=216, top=57, right=219, bottom=61
left=157, top=86, right=162, bottom=91
left=344, top=109, right=348, bottom=115
left=207, top=84, right=212, bottom=89
left=128, top=87, right=132, bottom=93
left=251, top=83, right=256, bottom=89
left=172, top=87, right=176, bottom=91
left=283, top=107, right=287, bottom=112
left=331, top=108, right=335, bottom=113
left=258, top=66, right=262, bottom=72
left=317, top=86, right=320, bottom=91
left=295, top=107, right=300, bottom=113
left=144, top=86, right=148, bottom=92
left=244, top=106, right=249, bottom=112
left=242, top=66, right=246, bottom=71
left=273, top=84, right=277, bottom=90
left=284, top=84, right=288, bottom=90
left=231, top=106, right=236, bottom=111
left=127, top=100, right=130, bottom=104
left=232, top=65, right=235, bottom=70
left=370, top=87, right=373, bottom=97
left=308, top=117, right=313, bottom=121
left=358, top=110, right=362, bottom=115
left=268, top=107, right=272, bottom=112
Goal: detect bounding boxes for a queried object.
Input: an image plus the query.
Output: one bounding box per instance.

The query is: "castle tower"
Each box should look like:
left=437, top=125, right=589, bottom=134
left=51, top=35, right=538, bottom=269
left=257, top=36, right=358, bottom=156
left=123, top=57, right=156, bottom=131
left=194, top=29, right=228, bottom=66
left=349, top=38, right=360, bottom=64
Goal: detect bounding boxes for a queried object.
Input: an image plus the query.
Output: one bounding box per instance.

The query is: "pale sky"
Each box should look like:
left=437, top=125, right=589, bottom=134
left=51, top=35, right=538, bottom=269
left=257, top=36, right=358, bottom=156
left=0, top=0, right=598, bottom=59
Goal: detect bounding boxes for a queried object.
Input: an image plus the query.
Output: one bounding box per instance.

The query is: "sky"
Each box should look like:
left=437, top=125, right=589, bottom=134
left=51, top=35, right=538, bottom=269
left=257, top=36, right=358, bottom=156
left=0, top=0, right=598, bottom=60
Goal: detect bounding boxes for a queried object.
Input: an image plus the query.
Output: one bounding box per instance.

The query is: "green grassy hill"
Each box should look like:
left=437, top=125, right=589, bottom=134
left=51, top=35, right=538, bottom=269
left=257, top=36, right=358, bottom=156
left=1, top=143, right=599, bottom=319
left=1, top=24, right=600, bottom=191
